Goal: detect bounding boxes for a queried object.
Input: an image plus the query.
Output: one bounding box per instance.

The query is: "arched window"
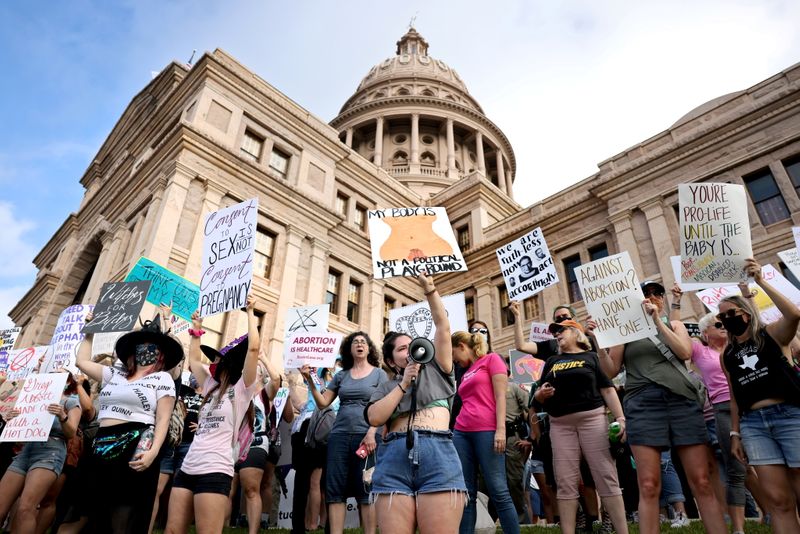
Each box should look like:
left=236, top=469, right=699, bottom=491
left=396, top=87, right=410, bottom=96
left=421, top=88, right=435, bottom=97
left=392, top=151, right=408, bottom=166
left=421, top=151, right=436, bottom=166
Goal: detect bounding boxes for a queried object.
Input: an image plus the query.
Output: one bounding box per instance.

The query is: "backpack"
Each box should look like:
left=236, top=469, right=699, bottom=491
left=166, top=398, right=186, bottom=448
left=304, top=405, right=335, bottom=449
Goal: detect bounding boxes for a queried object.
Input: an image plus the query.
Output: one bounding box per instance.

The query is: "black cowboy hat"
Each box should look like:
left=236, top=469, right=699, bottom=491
left=114, top=315, right=184, bottom=371
left=201, top=334, right=248, bottom=383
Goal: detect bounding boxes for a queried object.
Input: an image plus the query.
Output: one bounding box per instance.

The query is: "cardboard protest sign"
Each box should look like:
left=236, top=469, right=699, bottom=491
left=284, top=332, right=343, bottom=368
left=575, top=251, right=657, bottom=348
left=528, top=322, right=554, bottom=343
left=696, top=264, right=800, bottom=324
left=777, top=248, right=800, bottom=284
left=82, top=281, right=151, bottom=334
left=0, top=328, right=21, bottom=374
left=272, top=387, right=290, bottom=423
left=669, top=255, right=727, bottom=291
left=199, top=198, right=258, bottom=317
left=91, top=332, right=126, bottom=358
left=679, top=183, right=752, bottom=284
left=125, top=257, right=200, bottom=322
left=388, top=293, right=468, bottom=340
left=367, top=207, right=467, bottom=279
left=0, top=373, right=68, bottom=443
left=509, top=349, right=545, bottom=384
left=284, top=305, right=329, bottom=339
left=496, top=228, right=558, bottom=301
left=684, top=322, right=701, bottom=339
left=0, top=379, right=25, bottom=418
left=6, top=346, right=50, bottom=381
left=43, top=305, right=92, bottom=373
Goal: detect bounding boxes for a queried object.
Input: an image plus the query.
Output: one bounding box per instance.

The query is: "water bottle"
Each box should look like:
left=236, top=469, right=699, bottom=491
left=608, top=422, right=622, bottom=443
left=134, top=426, right=155, bottom=457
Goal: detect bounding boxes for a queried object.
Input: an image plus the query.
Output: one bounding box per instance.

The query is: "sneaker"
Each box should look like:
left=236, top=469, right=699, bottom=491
left=670, top=511, right=690, bottom=528
left=630, top=511, right=639, bottom=524
left=576, top=508, right=587, bottom=530
left=600, top=510, right=614, bottom=534
left=659, top=514, right=669, bottom=524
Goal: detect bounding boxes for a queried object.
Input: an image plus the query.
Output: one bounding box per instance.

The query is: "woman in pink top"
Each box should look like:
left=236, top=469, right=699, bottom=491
left=164, top=295, right=261, bottom=534
left=451, top=331, right=519, bottom=534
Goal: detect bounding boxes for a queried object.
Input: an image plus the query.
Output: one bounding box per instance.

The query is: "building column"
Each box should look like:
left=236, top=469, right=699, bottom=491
left=306, top=237, right=331, bottom=303
left=368, top=280, right=386, bottom=337
left=81, top=231, right=118, bottom=303
left=505, top=170, right=514, bottom=199
left=446, top=118, right=456, bottom=178
left=143, top=169, right=192, bottom=268
left=474, top=281, right=496, bottom=335
left=495, top=151, right=507, bottom=194
left=374, top=116, right=384, bottom=168
left=641, top=199, right=678, bottom=290
left=608, top=210, right=645, bottom=278
left=268, top=225, right=305, bottom=369
left=184, top=182, right=225, bottom=282
left=410, top=113, right=420, bottom=166
left=345, top=128, right=353, bottom=148
left=475, top=131, right=486, bottom=175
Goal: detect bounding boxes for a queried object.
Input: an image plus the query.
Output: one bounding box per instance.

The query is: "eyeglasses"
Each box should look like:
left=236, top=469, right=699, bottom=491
left=716, top=308, right=744, bottom=322
left=469, top=327, right=489, bottom=335
left=351, top=339, right=368, bottom=346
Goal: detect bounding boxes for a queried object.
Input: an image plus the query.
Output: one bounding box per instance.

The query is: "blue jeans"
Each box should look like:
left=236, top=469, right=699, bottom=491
left=453, top=430, right=520, bottom=534
left=659, top=450, right=685, bottom=507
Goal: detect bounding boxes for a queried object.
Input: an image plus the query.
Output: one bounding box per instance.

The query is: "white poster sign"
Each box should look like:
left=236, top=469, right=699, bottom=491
left=91, top=331, right=126, bottom=358
left=679, top=183, right=752, bottom=284
left=0, top=328, right=22, bottom=374
left=388, top=293, right=468, bottom=340
left=366, top=207, right=467, bottom=279
left=6, top=346, right=50, bottom=382
left=45, top=304, right=93, bottom=373
left=778, top=248, right=800, bottom=284
left=0, top=373, right=68, bottom=442
left=284, top=304, right=329, bottom=339
left=794, top=227, right=800, bottom=251
left=528, top=322, right=554, bottom=343
left=277, top=470, right=360, bottom=528
left=669, top=255, right=728, bottom=291
left=284, top=332, right=343, bottom=369
left=199, top=197, right=258, bottom=317
left=272, top=387, right=290, bottom=423
left=575, top=251, right=657, bottom=348
left=496, top=228, right=559, bottom=301
left=696, top=264, right=800, bottom=324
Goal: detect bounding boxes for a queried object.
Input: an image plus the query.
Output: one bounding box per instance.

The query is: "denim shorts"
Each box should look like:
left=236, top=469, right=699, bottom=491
left=173, top=469, right=233, bottom=495
left=624, top=384, right=708, bottom=448
left=371, top=430, right=466, bottom=497
left=8, top=437, right=67, bottom=477
left=160, top=442, right=191, bottom=474
left=740, top=402, right=800, bottom=467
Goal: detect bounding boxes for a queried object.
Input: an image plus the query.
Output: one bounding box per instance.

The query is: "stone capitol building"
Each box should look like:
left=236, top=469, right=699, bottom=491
left=10, top=28, right=800, bottom=358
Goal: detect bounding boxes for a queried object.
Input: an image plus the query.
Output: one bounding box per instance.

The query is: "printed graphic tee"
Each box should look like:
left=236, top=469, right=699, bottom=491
left=98, top=367, right=176, bottom=424
left=537, top=351, right=612, bottom=417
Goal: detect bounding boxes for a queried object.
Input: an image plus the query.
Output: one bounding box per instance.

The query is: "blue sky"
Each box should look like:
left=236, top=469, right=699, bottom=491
left=1, top=0, right=799, bottom=328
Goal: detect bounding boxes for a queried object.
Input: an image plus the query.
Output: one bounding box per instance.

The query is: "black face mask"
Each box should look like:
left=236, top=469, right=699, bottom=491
left=721, top=315, right=748, bottom=336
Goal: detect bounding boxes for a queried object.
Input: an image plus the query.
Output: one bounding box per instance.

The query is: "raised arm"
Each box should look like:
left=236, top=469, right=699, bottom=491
left=669, top=283, right=683, bottom=322
left=75, top=374, right=96, bottom=422
left=241, top=295, right=261, bottom=388
left=259, top=349, right=282, bottom=401
left=75, top=311, right=104, bottom=382
left=747, top=258, right=800, bottom=346
left=188, top=310, right=210, bottom=387
left=417, top=272, right=453, bottom=373
left=299, top=365, right=337, bottom=408
left=644, top=301, right=692, bottom=360
left=510, top=301, right=538, bottom=354
left=159, top=302, right=184, bottom=380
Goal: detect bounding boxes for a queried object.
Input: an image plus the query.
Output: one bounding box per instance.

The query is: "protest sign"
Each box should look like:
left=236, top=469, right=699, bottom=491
left=684, top=322, right=701, bottom=339
left=199, top=198, right=258, bottom=317
left=367, top=207, right=467, bottom=279
left=0, top=328, right=22, bottom=374
left=509, top=349, right=545, bottom=384
left=284, top=332, right=343, bottom=368
left=44, top=304, right=92, bottom=373
left=6, top=346, right=50, bottom=382
left=679, top=183, right=752, bottom=285
left=669, top=255, right=727, bottom=291
left=82, top=281, right=151, bottom=334
left=91, top=332, right=126, bottom=358
left=284, top=305, right=329, bottom=339
left=389, top=293, right=468, bottom=340
left=794, top=227, right=800, bottom=251
left=126, top=257, right=200, bottom=322
left=0, top=379, right=25, bottom=418
left=272, top=387, right=290, bottom=422
left=496, top=228, right=558, bottom=301
left=0, top=373, right=68, bottom=443
left=777, top=248, right=800, bottom=284
left=696, top=264, right=800, bottom=324
left=575, top=251, right=657, bottom=348
left=528, top=322, right=554, bottom=343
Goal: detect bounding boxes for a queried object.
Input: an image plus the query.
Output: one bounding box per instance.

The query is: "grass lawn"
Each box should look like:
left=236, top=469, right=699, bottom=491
left=161, top=519, right=771, bottom=533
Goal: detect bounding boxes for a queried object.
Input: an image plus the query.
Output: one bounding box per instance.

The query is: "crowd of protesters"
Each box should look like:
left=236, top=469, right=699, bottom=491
left=0, top=257, right=797, bottom=534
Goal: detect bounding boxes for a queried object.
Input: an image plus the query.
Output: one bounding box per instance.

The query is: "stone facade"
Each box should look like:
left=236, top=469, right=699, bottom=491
left=10, top=30, right=800, bottom=362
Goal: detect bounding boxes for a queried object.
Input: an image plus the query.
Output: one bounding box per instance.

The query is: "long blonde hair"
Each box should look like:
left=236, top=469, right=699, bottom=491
left=718, top=295, right=764, bottom=351
left=451, top=331, right=488, bottom=357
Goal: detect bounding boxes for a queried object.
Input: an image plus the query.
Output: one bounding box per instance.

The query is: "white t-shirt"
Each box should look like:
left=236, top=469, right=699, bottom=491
left=180, top=376, right=258, bottom=477
left=98, top=367, right=176, bottom=424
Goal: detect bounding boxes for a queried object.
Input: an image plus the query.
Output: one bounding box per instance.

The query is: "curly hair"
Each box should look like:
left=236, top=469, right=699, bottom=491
left=339, top=331, right=381, bottom=369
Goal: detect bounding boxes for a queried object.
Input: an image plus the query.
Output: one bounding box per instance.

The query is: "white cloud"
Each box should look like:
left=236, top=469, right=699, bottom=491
left=0, top=285, right=30, bottom=329
left=0, top=202, right=37, bottom=278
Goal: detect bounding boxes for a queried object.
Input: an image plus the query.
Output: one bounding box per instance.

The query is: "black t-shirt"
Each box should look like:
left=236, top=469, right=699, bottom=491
left=538, top=351, right=613, bottom=417
left=181, top=389, right=204, bottom=444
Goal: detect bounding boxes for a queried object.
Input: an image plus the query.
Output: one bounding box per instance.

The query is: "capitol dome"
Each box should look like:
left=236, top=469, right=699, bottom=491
left=331, top=28, right=515, bottom=199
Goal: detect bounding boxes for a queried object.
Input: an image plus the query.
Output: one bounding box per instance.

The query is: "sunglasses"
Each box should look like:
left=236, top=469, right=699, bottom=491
left=469, top=327, right=489, bottom=335
left=715, top=308, right=744, bottom=321
left=713, top=322, right=724, bottom=329
left=554, top=315, right=572, bottom=323
left=643, top=289, right=665, bottom=298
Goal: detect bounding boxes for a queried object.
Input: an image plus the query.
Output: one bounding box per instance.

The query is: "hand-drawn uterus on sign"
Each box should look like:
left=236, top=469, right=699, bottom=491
left=380, top=215, right=453, bottom=262
left=514, top=355, right=545, bottom=382
left=394, top=308, right=434, bottom=339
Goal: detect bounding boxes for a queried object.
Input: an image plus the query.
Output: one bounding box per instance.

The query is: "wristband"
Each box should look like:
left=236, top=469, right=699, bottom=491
left=670, top=303, right=681, bottom=309
left=188, top=328, right=205, bottom=338
left=730, top=431, right=741, bottom=438
left=398, top=383, right=407, bottom=394
left=424, top=288, right=437, bottom=297
left=744, top=294, right=754, bottom=299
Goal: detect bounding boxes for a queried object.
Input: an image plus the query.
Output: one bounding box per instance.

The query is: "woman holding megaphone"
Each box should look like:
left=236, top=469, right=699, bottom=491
left=366, top=272, right=466, bottom=534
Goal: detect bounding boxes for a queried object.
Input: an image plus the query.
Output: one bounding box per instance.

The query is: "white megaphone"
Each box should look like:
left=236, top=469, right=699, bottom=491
left=408, top=337, right=435, bottom=365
